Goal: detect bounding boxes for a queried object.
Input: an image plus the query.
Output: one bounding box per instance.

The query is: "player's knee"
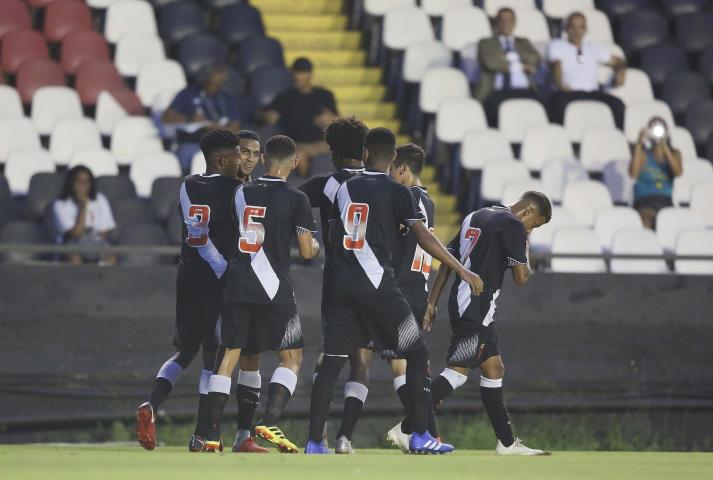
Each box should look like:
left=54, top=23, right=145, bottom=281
left=173, top=347, right=199, bottom=368
left=481, top=359, right=505, bottom=380
left=239, top=354, right=259, bottom=371
left=279, top=349, right=303, bottom=373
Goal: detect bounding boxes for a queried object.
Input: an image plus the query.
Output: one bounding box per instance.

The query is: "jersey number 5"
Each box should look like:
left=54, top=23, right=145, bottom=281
left=186, top=205, right=210, bottom=247
left=343, top=203, right=369, bottom=250
left=239, top=206, right=266, bottom=253
left=411, top=227, right=434, bottom=274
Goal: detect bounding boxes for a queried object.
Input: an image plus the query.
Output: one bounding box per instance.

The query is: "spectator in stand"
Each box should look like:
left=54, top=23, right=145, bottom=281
left=263, top=57, right=338, bottom=177
left=630, top=117, right=683, bottom=230
left=52, top=166, right=117, bottom=265
left=476, top=7, right=542, bottom=127
left=162, top=65, right=241, bottom=172
left=547, top=12, right=627, bottom=128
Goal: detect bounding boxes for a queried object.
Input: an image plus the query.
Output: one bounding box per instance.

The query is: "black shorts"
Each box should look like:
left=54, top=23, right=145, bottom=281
left=322, top=286, right=425, bottom=359
left=634, top=194, right=673, bottom=212
left=174, top=262, right=225, bottom=352
left=400, top=283, right=428, bottom=325
left=220, top=299, right=304, bottom=354
left=446, top=314, right=500, bottom=369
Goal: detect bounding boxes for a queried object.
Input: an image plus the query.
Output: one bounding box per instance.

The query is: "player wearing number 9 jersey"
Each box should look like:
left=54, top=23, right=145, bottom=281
left=306, top=128, right=484, bottom=455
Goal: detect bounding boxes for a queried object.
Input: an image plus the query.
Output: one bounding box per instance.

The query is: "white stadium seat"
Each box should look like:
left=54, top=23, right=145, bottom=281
left=95, top=91, right=129, bottom=135
left=442, top=6, right=492, bottom=51
left=543, top=0, right=595, bottom=19
left=656, top=207, right=706, bottom=254
left=670, top=127, right=698, bottom=163
left=481, top=159, right=530, bottom=201
left=602, top=159, right=635, bottom=205
left=69, top=148, right=120, bottom=177
left=690, top=181, right=713, bottom=227
left=484, top=0, right=535, bottom=17
left=551, top=226, right=607, bottom=273
left=87, top=0, right=128, bottom=9
left=580, top=128, right=630, bottom=173
left=436, top=99, right=487, bottom=144
left=460, top=129, right=512, bottom=171
left=500, top=177, right=547, bottom=204
left=513, top=8, right=551, bottom=44
left=136, top=60, right=187, bottom=108
left=190, top=150, right=205, bottom=176
left=365, top=0, right=415, bottom=16
left=104, top=0, right=158, bottom=44
left=610, top=69, right=654, bottom=107
left=498, top=99, right=549, bottom=143
left=594, top=206, right=643, bottom=251
left=31, top=87, right=83, bottom=135
left=540, top=158, right=588, bottom=204
left=115, top=32, right=166, bottom=77
left=49, top=118, right=103, bottom=166
left=596, top=43, right=626, bottom=86
left=521, top=125, right=574, bottom=172
left=383, top=6, right=434, bottom=51
left=419, top=68, right=470, bottom=114
left=0, top=117, right=41, bottom=163
left=529, top=206, right=578, bottom=255
left=562, top=180, right=613, bottom=226
left=422, top=0, right=473, bottom=17
left=402, top=40, right=452, bottom=83
left=564, top=101, right=616, bottom=142
left=675, top=229, right=713, bottom=275
left=672, top=159, right=713, bottom=206
left=0, top=86, right=23, bottom=120
left=129, top=151, right=182, bottom=198
left=577, top=9, right=614, bottom=45
left=610, top=227, right=668, bottom=274
left=4, top=148, right=56, bottom=195
left=624, top=100, right=674, bottom=143
left=110, top=116, right=162, bottom=165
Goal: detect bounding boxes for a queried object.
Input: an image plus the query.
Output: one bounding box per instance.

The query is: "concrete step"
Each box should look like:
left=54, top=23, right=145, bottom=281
left=251, top=0, right=342, bottom=14
left=269, top=30, right=361, bottom=49
left=332, top=85, right=385, bottom=103
left=339, top=101, right=397, bottom=118
left=313, top=67, right=382, bottom=86
left=360, top=118, right=401, bottom=133
left=263, top=14, right=348, bottom=31
left=285, top=49, right=366, bottom=67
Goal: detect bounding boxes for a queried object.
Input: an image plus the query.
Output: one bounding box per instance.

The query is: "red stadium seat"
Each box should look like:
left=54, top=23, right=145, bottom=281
left=0, top=0, right=31, bottom=40
left=44, top=1, right=92, bottom=42
left=60, top=30, right=110, bottom=74
left=75, top=60, right=124, bottom=106
left=29, top=0, right=82, bottom=8
left=1, top=29, right=49, bottom=74
left=109, top=88, right=145, bottom=115
left=16, top=59, right=65, bottom=103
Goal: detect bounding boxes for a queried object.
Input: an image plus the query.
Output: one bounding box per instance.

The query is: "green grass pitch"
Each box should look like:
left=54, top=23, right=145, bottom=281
left=1, top=445, right=712, bottom=480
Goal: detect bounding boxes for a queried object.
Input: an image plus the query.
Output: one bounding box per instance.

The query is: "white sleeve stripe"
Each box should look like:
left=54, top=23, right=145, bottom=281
left=295, top=226, right=317, bottom=235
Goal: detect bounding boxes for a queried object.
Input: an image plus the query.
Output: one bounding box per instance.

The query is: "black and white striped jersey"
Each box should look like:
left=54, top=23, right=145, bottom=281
left=447, top=206, right=527, bottom=325
left=329, top=170, right=425, bottom=293
left=394, top=185, right=435, bottom=289
left=224, top=176, right=317, bottom=304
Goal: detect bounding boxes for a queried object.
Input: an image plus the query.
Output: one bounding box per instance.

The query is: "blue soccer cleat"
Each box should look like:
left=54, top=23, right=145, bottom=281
left=304, top=440, right=331, bottom=454
left=409, top=432, right=454, bottom=454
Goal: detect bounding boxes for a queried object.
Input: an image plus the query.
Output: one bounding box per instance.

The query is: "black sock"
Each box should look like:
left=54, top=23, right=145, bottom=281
left=396, top=384, right=412, bottom=433
left=480, top=382, right=514, bottom=447
left=404, top=346, right=429, bottom=435
left=236, top=384, right=260, bottom=432
left=337, top=387, right=365, bottom=441
left=430, top=374, right=455, bottom=406
left=425, top=372, right=439, bottom=437
left=194, top=394, right=211, bottom=436
left=260, top=382, right=292, bottom=426
left=207, top=392, right=230, bottom=431
left=308, top=355, right=346, bottom=443
left=148, top=378, right=172, bottom=409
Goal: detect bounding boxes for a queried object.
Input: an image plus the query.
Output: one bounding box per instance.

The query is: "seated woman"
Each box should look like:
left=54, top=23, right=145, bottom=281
left=630, top=117, right=683, bottom=229
left=52, top=165, right=117, bottom=264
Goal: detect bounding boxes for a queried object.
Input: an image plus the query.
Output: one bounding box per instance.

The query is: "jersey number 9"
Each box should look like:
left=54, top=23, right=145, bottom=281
left=343, top=203, right=369, bottom=251
left=186, top=205, right=211, bottom=247
left=239, top=206, right=266, bottom=253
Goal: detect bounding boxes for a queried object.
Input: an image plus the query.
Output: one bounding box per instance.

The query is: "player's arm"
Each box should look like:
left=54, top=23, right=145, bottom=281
left=422, top=263, right=452, bottom=332
left=295, top=192, right=320, bottom=260
left=511, top=243, right=531, bottom=286
left=296, top=230, right=320, bottom=260
left=507, top=222, right=531, bottom=287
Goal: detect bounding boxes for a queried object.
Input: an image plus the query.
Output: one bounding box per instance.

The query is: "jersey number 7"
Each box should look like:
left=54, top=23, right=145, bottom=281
left=186, top=205, right=210, bottom=247
left=239, top=206, right=266, bottom=253
left=343, top=203, right=369, bottom=250
left=461, top=227, right=481, bottom=263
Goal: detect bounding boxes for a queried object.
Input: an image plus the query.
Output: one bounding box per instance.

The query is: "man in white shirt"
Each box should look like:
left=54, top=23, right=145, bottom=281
left=548, top=12, right=627, bottom=127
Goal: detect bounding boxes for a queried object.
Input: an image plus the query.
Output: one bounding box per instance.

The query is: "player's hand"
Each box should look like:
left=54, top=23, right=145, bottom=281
left=422, top=303, right=437, bottom=332
left=458, top=267, right=483, bottom=295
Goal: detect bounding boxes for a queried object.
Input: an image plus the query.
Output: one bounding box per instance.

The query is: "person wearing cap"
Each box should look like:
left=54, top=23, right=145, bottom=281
left=263, top=57, right=338, bottom=177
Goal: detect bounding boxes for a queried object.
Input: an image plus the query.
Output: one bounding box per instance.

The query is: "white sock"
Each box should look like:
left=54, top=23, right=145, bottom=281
left=156, top=360, right=183, bottom=386
left=344, top=381, right=368, bottom=403
left=237, top=370, right=262, bottom=390
left=270, top=367, right=298, bottom=395
left=208, top=374, right=231, bottom=395
left=440, top=368, right=468, bottom=390
left=393, top=374, right=406, bottom=392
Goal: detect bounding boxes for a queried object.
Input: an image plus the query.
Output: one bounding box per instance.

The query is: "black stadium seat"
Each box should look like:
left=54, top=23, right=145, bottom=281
left=597, top=0, right=653, bottom=19
left=216, top=4, right=265, bottom=46
left=0, top=198, right=23, bottom=228
left=250, top=65, right=294, bottom=107
left=118, top=223, right=170, bottom=265
left=640, top=45, right=688, bottom=88
left=178, top=33, right=228, bottom=80
left=676, top=13, right=713, bottom=55
left=661, top=0, right=710, bottom=17
left=150, top=177, right=182, bottom=223
left=699, top=44, right=713, bottom=85
left=0, top=175, right=10, bottom=199
left=158, top=1, right=207, bottom=45
left=239, top=36, right=284, bottom=76
left=617, top=10, right=669, bottom=58
left=24, top=172, right=64, bottom=220
left=111, top=197, right=154, bottom=231
left=662, top=71, right=710, bottom=123
left=96, top=175, right=137, bottom=202
left=223, top=65, right=247, bottom=96
left=201, top=0, right=244, bottom=11
left=685, top=100, right=713, bottom=149
left=165, top=208, right=183, bottom=245
left=0, top=220, right=50, bottom=263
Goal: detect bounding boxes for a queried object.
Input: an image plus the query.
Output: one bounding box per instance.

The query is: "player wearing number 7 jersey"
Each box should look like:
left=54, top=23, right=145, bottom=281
left=424, top=192, right=552, bottom=456
left=306, top=128, right=484, bottom=455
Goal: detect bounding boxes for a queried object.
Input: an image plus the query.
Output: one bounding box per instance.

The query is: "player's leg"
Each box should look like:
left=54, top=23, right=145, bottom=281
left=232, top=354, right=268, bottom=453
left=335, top=348, right=372, bottom=453
left=189, top=348, right=218, bottom=452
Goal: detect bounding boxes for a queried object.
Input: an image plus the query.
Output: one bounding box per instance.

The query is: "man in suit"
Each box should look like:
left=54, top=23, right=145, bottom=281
left=476, top=8, right=542, bottom=127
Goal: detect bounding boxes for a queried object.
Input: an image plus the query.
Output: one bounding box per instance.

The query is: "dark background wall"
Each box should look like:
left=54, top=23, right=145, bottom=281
left=1, top=264, right=712, bottom=435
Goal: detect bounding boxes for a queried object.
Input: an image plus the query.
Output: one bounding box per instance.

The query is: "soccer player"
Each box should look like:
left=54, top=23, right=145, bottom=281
left=305, top=128, right=483, bottom=455
left=135, top=130, right=243, bottom=452
left=413, top=192, right=552, bottom=456
left=204, top=135, right=320, bottom=453
left=299, top=117, right=371, bottom=454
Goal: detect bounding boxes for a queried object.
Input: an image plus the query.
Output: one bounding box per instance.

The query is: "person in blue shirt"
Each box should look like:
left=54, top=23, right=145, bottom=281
left=629, top=117, right=683, bottom=229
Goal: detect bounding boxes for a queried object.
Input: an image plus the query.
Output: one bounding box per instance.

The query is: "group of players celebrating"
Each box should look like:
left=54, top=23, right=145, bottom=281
left=135, top=116, right=552, bottom=456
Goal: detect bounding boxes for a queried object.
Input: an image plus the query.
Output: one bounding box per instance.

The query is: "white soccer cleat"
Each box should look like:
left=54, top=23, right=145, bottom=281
left=334, top=435, right=356, bottom=454
left=386, top=422, right=411, bottom=453
left=495, top=437, right=550, bottom=456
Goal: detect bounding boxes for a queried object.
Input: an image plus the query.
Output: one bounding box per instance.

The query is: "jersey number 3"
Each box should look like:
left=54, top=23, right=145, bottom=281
left=186, top=205, right=210, bottom=247
left=239, top=206, right=266, bottom=253
left=343, top=203, right=369, bottom=250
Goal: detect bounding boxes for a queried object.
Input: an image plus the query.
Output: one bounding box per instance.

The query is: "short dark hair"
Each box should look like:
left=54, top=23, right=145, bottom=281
left=200, top=129, right=239, bottom=164
left=60, top=165, right=97, bottom=201
left=521, top=191, right=552, bottom=224
left=325, top=117, right=368, bottom=165
left=393, top=143, right=425, bottom=176
left=291, top=57, right=313, bottom=72
left=566, top=11, right=586, bottom=28
left=264, top=134, right=297, bottom=163
left=365, top=127, right=396, bottom=165
left=237, top=129, right=260, bottom=143
left=496, top=7, right=515, bottom=20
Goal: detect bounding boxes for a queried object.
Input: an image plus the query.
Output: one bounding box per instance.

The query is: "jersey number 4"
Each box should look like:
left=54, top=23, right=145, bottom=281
left=239, top=206, right=266, bottom=253
left=186, top=205, right=210, bottom=247
left=343, top=203, right=369, bottom=250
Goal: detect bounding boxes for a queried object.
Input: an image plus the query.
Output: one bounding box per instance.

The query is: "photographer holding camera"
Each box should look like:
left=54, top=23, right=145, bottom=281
left=629, top=117, right=683, bottom=230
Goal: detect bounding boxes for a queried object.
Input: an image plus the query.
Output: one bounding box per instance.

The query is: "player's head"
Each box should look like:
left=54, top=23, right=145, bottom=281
left=364, top=127, right=396, bottom=171
left=237, top=130, right=261, bottom=178
left=264, top=134, right=298, bottom=172
left=565, top=12, right=587, bottom=44
left=291, top=57, right=313, bottom=93
left=324, top=116, right=368, bottom=169
left=389, top=143, right=425, bottom=186
left=510, top=191, right=552, bottom=235
left=60, top=165, right=97, bottom=201
left=200, top=129, right=240, bottom=177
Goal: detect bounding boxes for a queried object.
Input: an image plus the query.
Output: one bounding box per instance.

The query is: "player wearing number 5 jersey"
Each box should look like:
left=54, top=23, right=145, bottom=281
left=204, top=135, right=320, bottom=454
left=136, top=130, right=242, bottom=452
left=306, top=128, right=484, bottom=455
left=424, top=192, right=552, bottom=456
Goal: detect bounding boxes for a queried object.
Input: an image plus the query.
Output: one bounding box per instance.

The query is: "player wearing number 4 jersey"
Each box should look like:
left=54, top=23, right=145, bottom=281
left=204, top=135, right=320, bottom=454
left=424, top=192, right=552, bottom=456
left=306, top=128, right=483, bottom=455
